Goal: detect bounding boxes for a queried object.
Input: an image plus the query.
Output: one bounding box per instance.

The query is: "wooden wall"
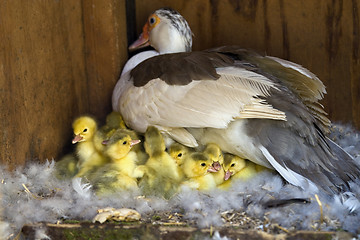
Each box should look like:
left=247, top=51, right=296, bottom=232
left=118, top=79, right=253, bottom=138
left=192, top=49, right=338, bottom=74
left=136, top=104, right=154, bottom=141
left=0, top=0, right=359, bottom=169
left=0, top=0, right=128, bottom=169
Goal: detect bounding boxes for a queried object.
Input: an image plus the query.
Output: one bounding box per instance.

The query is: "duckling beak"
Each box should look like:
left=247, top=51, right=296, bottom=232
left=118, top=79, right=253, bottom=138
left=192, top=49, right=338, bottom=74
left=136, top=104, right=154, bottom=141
left=72, top=134, right=83, bottom=144
left=212, top=161, right=221, bottom=171
left=102, top=140, right=109, bottom=145
left=224, top=170, right=233, bottom=181
left=130, top=139, right=141, bottom=147
left=129, top=24, right=150, bottom=51
left=207, top=166, right=218, bottom=173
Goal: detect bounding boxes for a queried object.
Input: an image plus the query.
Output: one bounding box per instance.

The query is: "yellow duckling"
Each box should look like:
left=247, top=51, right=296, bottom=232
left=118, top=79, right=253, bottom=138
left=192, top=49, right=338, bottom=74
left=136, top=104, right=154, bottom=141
left=105, top=111, right=127, bottom=129
left=126, top=130, right=148, bottom=166
left=102, top=112, right=148, bottom=165
left=72, top=116, right=109, bottom=178
left=203, top=143, right=225, bottom=186
left=137, top=126, right=182, bottom=199
left=55, top=153, right=78, bottom=179
left=91, top=129, right=141, bottom=195
left=93, top=112, right=126, bottom=153
left=168, top=142, right=192, bottom=166
left=86, top=112, right=145, bottom=163
left=167, top=142, right=193, bottom=179
left=181, top=152, right=217, bottom=191
left=219, top=153, right=259, bottom=190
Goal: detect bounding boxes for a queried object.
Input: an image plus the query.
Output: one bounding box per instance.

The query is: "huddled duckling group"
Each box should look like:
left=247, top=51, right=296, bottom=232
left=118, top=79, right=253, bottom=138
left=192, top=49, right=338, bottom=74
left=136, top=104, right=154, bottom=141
left=56, top=112, right=271, bottom=198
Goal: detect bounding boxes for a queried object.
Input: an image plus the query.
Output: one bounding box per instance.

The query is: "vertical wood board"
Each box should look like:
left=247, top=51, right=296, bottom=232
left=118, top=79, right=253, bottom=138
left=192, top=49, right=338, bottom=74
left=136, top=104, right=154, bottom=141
left=0, top=0, right=87, bottom=168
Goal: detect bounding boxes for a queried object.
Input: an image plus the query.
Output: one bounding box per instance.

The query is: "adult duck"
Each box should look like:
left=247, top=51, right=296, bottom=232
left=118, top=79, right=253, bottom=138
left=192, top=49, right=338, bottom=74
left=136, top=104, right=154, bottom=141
left=112, top=8, right=360, bottom=198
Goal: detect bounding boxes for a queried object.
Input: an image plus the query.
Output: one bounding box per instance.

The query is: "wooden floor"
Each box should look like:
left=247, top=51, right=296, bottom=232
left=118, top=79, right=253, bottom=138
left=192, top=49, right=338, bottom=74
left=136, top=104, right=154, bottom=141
left=21, top=222, right=354, bottom=240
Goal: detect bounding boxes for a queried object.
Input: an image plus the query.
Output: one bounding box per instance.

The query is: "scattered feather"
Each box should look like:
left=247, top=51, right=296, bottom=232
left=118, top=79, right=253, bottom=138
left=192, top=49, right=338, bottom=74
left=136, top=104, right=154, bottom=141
left=72, top=178, right=92, bottom=200
left=212, top=231, right=231, bottom=240
left=1, top=123, right=360, bottom=238
left=35, top=227, right=51, bottom=240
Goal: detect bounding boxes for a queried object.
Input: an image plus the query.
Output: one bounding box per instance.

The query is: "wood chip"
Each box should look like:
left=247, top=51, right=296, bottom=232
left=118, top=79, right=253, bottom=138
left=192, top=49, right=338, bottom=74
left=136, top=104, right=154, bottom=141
left=93, top=208, right=141, bottom=224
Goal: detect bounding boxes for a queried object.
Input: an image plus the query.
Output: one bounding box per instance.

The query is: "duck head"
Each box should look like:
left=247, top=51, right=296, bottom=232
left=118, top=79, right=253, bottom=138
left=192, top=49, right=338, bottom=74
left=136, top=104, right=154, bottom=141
left=129, top=7, right=193, bottom=54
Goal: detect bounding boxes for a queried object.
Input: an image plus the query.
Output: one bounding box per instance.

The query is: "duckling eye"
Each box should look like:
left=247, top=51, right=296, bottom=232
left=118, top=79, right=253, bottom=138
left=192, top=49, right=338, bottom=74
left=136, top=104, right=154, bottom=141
left=231, top=163, right=235, bottom=167
left=83, top=128, right=88, bottom=132
left=177, top=153, right=182, bottom=157
left=201, top=163, right=206, bottom=167
left=123, top=141, right=127, bottom=145
left=149, top=17, right=156, bottom=25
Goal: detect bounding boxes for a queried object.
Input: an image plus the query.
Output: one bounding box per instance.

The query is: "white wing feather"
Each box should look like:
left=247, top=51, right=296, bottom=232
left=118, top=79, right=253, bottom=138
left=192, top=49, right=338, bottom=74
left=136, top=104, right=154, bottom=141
left=114, top=66, right=286, bottom=135
left=259, top=146, right=318, bottom=192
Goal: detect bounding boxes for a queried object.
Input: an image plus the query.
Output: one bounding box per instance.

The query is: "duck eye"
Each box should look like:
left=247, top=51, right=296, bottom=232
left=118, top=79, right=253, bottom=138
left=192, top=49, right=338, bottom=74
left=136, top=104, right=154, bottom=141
left=201, top=163, right=206, bottom=167
left=123, top=141, right=127, bottom=145
left=177, top=153, right=182, bottom=157
left=83, top=128, right=88, bottom=132
left=231, top=163, right=235, bottom=167
left=149, top=17, right=156, bottom=25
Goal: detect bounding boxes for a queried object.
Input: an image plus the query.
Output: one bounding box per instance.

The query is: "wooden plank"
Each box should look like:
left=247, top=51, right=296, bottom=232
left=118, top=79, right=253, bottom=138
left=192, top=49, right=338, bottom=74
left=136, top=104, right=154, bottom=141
left=350, top=0, right=360, bottom=130
left=20, top=222, right=354, bottom=240
left=134, top=0, right=360, bottom=129
left=0, top=0, right=87, bottom=168
left=82, top=0, right=128, bottom=121
left=0, top=0, right=128, bottom=169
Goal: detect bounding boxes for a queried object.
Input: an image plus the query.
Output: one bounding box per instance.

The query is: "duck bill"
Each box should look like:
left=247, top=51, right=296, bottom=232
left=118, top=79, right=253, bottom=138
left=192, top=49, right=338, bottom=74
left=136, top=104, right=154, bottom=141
left=72, top=134, right=83, bottom=144
left=224, top=170, right=232, bottom=181
left=129, top=24, right=150, bottom=51
left=130, top=139, right=141, bottom=147
left=129, top=33, right=150, bottom=51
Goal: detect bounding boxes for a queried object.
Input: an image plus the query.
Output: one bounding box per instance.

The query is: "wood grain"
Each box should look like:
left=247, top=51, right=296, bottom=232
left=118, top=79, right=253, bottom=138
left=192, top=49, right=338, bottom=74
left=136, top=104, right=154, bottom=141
left=82, top=0, right=128, bottom=121
left=0, top=0, right=87, bottom=168
left=0, top=0, right=128, bottom=169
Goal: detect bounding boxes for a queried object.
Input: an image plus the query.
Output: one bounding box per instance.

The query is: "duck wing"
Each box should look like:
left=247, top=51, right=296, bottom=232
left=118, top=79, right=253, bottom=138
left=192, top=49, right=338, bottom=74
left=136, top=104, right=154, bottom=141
left=115, top=51, right=287, bottom=146
left=245, top=86, right=360, bottom=194
left=207, top=46, right=330, bottom=133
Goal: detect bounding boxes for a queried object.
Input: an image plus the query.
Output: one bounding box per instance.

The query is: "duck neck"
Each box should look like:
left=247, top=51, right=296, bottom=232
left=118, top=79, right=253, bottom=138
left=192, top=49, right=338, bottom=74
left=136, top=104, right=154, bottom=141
left=151, top=26, right=191, bottom=54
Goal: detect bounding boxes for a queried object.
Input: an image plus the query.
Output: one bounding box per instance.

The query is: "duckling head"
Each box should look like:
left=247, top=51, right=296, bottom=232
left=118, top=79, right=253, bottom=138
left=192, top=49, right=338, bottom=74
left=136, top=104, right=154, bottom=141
left=103, top=129, right=141, bottom=160
left=204, top=143, right=224, bottom=172
left=223, top=154, right=246, bottom=180
left=182, top=152, right=213, bottom=178
left=144, top=126, right=166, bottom=156
left=72, top=116, right=97, bottom=144
left=168, top=142, right=190, bottom=166
left=106, top=111, right=126, bottom=129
